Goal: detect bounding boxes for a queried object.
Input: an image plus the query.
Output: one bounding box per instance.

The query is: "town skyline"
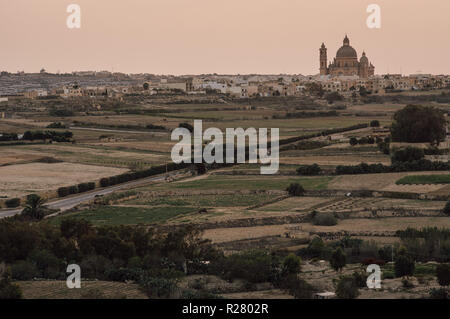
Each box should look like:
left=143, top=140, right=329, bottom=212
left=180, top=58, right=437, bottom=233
left=1, top=0, right=450, bottom=75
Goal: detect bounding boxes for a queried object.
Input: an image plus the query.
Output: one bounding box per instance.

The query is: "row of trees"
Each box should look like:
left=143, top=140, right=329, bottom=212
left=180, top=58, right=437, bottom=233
left=57, top=182, right=96, bottom=198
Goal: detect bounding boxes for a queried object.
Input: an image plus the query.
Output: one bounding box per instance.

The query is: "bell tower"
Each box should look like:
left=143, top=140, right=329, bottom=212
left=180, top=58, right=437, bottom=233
left=319, top=43, right=328, bottom=75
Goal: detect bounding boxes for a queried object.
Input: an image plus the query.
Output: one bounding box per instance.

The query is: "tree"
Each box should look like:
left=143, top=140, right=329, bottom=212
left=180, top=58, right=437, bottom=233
left=143, top=82, right=150, bottom=90
left=282, top=254, right=302, bottom=276
left=0, top=268, right=22, bottom=299
left=349, top=137, right=358, bottom=146
left=443, top=202, right=450, bottom=216
left=391, top=147, right=424, bottom=164
left=436, top=263, right=450, bottom=287
left=335, top=275, right=360, bottom=299
left=394, top=255, right=415, bottom=278
left=330, top=247, right=346, bottom=272
left=297, top=164, right=321, bottom=176
left=286, top=183, right=305, bottom=196
left=370, top=120, right=380, bottom=127
left=21, top=194, right=46, bottom=220
left=391, top=105, right=446, bottom=145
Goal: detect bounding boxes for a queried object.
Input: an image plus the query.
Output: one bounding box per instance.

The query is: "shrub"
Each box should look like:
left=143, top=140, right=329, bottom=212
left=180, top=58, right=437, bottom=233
left=282, top=254, right=302, bottom=276
left=11, top=260, right=39, bottom=280
left=0, top=269, right=22, bottom=299
left=351, top=271, right=367, bottom=288
left=313, top=213, right=338, bottom=226
left=286, top=183, right=305, bottom=196
left=402, top=278, right=414, bottom=289
left=330, top=247, right=346, bottom=272
left=436, top=263, right=450, bottom=287
left=139, top=276, right=178, bottom=299
left=335, top=275, right=360, bottom=299
left=443, top=202, right=450, bottom=216
left=77, top=183, right=90, bottom=193
left=429, top=288, right=448, bottom=299
left=57, top=187, right=69, bottom=198
left=370, top=120, right=380, bottom=127
left=5, top=198, right=20, bottom=208
left=297, top=164, right=321, bottom=176
left=210, top=251, right=277, bottom=284
left=394, top=255, right=415, bottom=278
left=67, top=185, right=78, bottom=195
left=391, top=147, right=424, bottom=164
left=280, top=275, right=315, bottom=299
left=100, top=178, right=110, bottom=188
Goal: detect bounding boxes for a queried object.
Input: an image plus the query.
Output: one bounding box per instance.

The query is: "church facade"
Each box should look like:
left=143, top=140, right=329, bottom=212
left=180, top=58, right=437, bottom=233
left=320, top=35, right=374, bottom=78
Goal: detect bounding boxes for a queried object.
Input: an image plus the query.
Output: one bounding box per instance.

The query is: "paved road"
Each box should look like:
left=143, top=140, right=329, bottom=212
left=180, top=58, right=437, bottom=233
left=0, top=171, right=184, bottom=219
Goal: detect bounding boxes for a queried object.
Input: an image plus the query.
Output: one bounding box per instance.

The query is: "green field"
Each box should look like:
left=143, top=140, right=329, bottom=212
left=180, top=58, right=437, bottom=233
left=127, top=193, right=279, bottom=207
left=396, top=174, right=450, bottom=185
left=49, top=206, right=196, bottom=226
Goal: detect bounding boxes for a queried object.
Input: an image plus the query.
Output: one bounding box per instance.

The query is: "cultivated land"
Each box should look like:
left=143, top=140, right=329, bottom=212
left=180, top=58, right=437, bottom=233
left=2, top=92, right=450, bottom=299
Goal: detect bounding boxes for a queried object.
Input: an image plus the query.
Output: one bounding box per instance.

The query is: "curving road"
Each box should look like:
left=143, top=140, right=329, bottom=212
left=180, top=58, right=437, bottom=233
left=0, top=171, right=184, bottom=219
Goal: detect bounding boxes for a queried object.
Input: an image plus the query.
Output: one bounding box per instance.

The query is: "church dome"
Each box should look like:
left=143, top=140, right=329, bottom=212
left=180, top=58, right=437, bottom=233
left=336, top=35, right=357, bottom=58
left=336, top=45, right=357, bottom=58
left=360, top=52, right=368, bottom=63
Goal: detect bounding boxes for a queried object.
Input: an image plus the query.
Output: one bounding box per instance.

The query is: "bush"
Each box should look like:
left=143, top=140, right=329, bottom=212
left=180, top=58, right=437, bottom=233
left=297, top=164, right=321, bottom=176
left=443, top=202, right=450, bottom=216
left=370, top=120, right=380, bottom=127
left=139, top=276, right=178, bottom=299
left=330, top=247, right=346, bottom=272
left=57, top=187, right=69, bottom=197
left=282, top=254, right=302, bottom=276
left=402, top=278, right=414, bottom=289
left=286, top=183, right=305, bottom=196
left=0, top=269, right=22, bottom=299
left=394, top=255, right=415, bottom=278
left=67, top=185, right=78, bottom=195
left=100, top=178, right=110, bottom=188
left=5, top=198, right=20, bottom=208
left=313, top=213, right=338, bottom=226
left=436, top=263, right=450, bottom=287
left=335, top=275, right=359, bottom=299
left=280, top=275, right=315, bottom=299
left=210, top=251, right=277, bottom=284
left=429, top=287, right=448, bottom=299
left=351, top=271, right=367, bottom=288
left=391, top=147, right=425, bottom=164
left=11, top=260, right=39, bottom=280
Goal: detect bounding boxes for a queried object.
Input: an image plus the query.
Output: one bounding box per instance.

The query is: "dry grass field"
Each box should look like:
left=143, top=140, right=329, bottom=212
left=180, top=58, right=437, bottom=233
left=0, top=162, right=127, bottom=198
left=17, top=281, right=147, bottom=299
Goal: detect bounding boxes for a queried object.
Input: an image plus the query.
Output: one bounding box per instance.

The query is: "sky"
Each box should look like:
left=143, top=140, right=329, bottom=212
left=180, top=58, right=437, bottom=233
left=1, top=0, right=449, bottom=75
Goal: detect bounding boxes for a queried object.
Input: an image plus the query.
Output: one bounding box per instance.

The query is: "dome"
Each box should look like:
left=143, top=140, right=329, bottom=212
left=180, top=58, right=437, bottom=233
left=360, top=52, right=368, bottom=63
left=336, top=45, right=357, bottom=58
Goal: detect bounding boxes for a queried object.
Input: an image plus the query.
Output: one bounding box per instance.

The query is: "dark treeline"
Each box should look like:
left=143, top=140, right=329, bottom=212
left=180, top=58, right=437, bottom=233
left=335, top=159, right=450, bottom=175
left=279, top=123, right=368, bottom=146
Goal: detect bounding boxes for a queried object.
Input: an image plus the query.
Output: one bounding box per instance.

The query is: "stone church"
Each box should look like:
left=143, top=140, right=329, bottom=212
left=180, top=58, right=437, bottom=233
left=320, top=35, right=374, bottom=78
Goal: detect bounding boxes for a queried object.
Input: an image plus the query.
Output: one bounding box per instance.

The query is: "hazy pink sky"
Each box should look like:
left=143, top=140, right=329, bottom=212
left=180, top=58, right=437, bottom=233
left=1, top=0, right=449, bottom=75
